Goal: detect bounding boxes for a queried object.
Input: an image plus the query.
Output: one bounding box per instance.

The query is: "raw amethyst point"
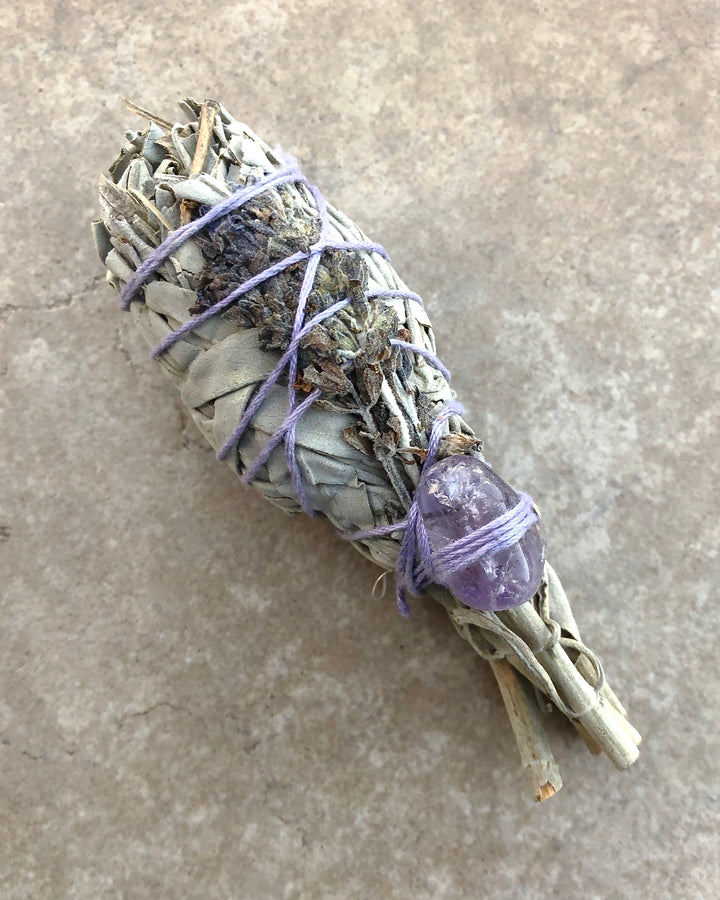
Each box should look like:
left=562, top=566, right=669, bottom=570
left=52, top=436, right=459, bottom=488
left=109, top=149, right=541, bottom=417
left=416, top=454, right=546, bottom=612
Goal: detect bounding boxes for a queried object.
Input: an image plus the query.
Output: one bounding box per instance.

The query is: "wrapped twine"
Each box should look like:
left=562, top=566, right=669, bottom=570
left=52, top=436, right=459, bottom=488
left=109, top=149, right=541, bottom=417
left=94, top=99, right=641, bottom=800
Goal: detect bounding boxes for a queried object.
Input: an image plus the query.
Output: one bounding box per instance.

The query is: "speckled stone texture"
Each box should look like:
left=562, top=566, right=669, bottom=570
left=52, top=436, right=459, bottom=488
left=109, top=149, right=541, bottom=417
left=1, top=2, right=719, bottom=898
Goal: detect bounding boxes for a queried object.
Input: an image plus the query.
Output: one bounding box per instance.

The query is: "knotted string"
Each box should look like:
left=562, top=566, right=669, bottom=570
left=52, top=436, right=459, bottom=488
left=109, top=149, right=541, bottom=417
left=122, top=153, right=538, bottom=614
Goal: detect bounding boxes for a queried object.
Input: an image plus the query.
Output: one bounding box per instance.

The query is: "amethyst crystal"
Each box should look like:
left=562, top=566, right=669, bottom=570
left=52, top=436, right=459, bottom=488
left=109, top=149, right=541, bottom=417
left=416, top=455, right=546, bottom=611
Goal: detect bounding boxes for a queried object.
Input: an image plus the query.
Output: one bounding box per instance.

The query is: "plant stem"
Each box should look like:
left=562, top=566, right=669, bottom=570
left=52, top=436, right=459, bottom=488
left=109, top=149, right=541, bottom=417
left=490, top=660, right=563, bottom=801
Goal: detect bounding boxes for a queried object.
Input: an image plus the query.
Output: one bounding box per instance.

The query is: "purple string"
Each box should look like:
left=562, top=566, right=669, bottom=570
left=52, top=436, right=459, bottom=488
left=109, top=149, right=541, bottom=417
left=120, top=162, right=304, bottom=311
left=390, top=339, right=451, bottom=383
left=341, top=400, right=462, bottom=615
left=151, top=248, right=309, bottom=359
left=150, top=237, right=386, bottom=361
left=283, top=182, right=331, bottom=513
left=216, top=295, right=352, bottom=467
left=243, top=387, right=323, bottom=487
left=123, top=157, right=405, bottom=516
left=392, top=400, right=465, bottom=614
left=342, top=399, right=539, bottom=617
left=432, top=492, right=537, bottom=576
left=366, top=288, right=424, bottom=308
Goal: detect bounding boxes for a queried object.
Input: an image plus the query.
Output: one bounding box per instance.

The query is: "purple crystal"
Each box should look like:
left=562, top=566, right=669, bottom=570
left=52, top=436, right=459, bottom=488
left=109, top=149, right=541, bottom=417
left=416, top=455, right=546, bottom=611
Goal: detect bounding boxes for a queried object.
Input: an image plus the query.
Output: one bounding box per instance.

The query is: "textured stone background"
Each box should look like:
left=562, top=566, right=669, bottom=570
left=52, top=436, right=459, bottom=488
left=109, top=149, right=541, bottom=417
left=2, top=1, right=719, bottom=897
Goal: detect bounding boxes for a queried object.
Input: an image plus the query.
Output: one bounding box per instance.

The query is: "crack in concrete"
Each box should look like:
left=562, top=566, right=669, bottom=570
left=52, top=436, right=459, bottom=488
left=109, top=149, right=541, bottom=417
left=1, top=275, right=108, bottom=315
left=48, top=274, right=108, bottom=311
left=1, top=735, right=77, bottom=762
left=117, top=701, right=194, bottom=726
left=21, top=749, right=46, bottom=762
left=0, top=306, right=17, bottom=345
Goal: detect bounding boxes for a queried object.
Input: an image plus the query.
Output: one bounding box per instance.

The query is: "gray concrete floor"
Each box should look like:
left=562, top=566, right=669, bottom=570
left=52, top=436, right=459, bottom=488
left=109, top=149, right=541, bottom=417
left=2, top=1, right=719, bottom=897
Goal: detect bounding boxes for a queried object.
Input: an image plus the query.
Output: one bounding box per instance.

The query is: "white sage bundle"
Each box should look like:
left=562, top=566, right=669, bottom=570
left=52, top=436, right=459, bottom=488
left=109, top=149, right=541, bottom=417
left=94, top=99, right=640, bottom=800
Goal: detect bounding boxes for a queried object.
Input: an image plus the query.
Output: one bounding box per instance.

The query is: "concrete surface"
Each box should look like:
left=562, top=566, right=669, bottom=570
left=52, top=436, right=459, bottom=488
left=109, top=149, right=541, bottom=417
left=2, top=1, right=719, bottom=897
